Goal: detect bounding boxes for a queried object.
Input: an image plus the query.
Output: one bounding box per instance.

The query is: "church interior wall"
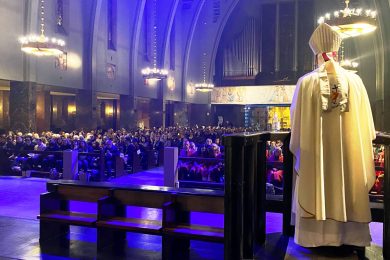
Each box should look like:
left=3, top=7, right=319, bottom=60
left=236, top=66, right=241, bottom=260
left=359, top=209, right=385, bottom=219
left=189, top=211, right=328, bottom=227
left=93, top=0, right=131, bottom=96
left=0, top=1, right=27, bottom=82
left=0, top=0, right=388, bottom=131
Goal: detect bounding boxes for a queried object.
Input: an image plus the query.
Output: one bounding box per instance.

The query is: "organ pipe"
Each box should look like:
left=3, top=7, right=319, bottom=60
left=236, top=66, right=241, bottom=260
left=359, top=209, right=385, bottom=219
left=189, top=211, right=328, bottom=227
left=223, top=17, right=260, bottom=77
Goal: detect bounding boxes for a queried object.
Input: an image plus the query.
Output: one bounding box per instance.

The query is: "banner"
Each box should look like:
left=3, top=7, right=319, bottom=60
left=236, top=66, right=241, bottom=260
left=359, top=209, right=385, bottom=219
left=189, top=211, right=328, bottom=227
left=211, top=85, right=296, bottom=105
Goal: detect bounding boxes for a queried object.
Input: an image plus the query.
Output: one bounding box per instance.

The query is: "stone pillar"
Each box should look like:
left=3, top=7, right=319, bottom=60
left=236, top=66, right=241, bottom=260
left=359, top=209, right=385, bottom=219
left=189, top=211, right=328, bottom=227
left=75, top=89, right=97, bottom=130
left=150, top=98, right=164, bottom=127
left=165, top=101, right=174, bottom=127
left=9, top=81, right=37, bottom=132
left=36, top=90, right=51, bottom=132
left=119, top=94, right=136, bottom=130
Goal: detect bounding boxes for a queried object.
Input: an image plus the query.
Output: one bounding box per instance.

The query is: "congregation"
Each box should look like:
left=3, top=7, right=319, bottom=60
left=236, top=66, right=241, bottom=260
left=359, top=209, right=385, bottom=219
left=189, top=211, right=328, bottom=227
left=0, top=126, right=256, bottom=177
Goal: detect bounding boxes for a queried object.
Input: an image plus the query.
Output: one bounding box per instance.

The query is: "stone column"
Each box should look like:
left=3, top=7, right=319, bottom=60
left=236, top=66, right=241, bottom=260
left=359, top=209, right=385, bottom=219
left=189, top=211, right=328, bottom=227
left=35, top=89, right=51, bottom=132
left=75, top=89, right=98, bottom=131
left=9, top=81, right=37, bottom=132
left=150, top=98, right=164, bottom=127
left=119, top=94, right=136, bottom=130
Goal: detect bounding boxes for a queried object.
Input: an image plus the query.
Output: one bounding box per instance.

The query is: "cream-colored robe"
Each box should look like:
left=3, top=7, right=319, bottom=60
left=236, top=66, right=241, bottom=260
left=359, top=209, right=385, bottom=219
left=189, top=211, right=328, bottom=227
left=290, top=62, right=376, bottom=247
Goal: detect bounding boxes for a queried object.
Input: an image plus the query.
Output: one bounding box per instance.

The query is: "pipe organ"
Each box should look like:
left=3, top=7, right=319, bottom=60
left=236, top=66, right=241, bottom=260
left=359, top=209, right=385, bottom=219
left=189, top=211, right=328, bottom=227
left=223, top=17, right=260, bottom=78
left=218, top=0, right=314, bottom=84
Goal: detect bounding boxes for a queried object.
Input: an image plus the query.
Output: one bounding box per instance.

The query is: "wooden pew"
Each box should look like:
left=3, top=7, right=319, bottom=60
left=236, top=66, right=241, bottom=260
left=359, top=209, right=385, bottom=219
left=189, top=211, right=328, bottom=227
left=38, top=184, right=111, bottom=244
left=40, top=181, right=227, bottom=259
left=96, top=188, right=175, bottom=254
left=162, top=191, right=224, bottom=259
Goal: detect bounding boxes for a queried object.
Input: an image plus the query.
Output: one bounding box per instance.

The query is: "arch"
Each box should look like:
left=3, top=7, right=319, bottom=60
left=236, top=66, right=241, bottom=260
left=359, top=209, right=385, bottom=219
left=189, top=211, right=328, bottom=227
left=129, top=0, right=146, bottom=96
left=181, top=0, right=206, bottom=102
left=208, top=0, right=240, bottom=82
left=181, top=0, right=241, bottom=102
left=161, top=0, right=179, bottom=68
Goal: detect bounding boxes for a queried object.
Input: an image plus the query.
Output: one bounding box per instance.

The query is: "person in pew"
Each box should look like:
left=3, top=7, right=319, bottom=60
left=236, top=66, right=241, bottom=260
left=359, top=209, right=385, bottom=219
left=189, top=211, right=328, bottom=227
left=179, top=140, right=191, bottom=157
left=189, top=142, right=198, bottom=157
left=138, top=136, right=151, bottom=170
left=214, top=137, right=224, bottom=154
left=20, top=137, right=45, bottom=171
left=42, top=138, right=61, bottom=171
left=3, top=136, right=15, bottom=150
left=160, top=133, right=171, bottom=147
left=200, top=138, right=214, bottom=158
left=78, top=140, right=93, bottom=171
left=60, top=137, right=72, bottom=150
left=103, top=139, right=119, bottom=178
left=151, top=135, right=164, bottom=166
left=16, top=136, right=36, bottom=174
left=211, top=143, right=223, bottom=159
left=8, top=136, right=26, bottom=174
left=91, top=141, right=101, bottom=153
left=7, top=135, right=23, bottom=160
left=170, top=134, right=181, bottom=148
left=116, top=135, right=127, bottom=154
left=20, top=136, right=35, bottom=152
left=124, top=136, right=136, bottom=171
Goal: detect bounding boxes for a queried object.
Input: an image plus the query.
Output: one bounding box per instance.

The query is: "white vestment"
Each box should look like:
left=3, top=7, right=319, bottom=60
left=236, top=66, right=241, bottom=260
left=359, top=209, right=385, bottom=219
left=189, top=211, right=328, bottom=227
left=290, top=61, right=376, bottom=247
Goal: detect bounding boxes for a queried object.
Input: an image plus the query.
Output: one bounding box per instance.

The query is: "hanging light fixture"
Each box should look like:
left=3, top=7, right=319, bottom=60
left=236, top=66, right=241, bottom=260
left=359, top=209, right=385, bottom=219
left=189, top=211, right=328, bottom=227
left=340, top=59, right=359, bottom=69
left=195, top=52, right=214, bottom=93
left=318, top=0, right=377, bottom=38
left=141, top=0, right=168, bottom=81
left=338, top=40, right=359, bottom=72
left=195, top=82, right=214, bottom=92
left=19, top=0, right=66, bottom=56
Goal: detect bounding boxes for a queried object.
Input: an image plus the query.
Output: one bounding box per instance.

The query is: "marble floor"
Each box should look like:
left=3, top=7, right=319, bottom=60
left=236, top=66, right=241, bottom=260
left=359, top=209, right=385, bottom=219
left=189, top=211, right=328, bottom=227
left=0, top=168, right=384, bottom=259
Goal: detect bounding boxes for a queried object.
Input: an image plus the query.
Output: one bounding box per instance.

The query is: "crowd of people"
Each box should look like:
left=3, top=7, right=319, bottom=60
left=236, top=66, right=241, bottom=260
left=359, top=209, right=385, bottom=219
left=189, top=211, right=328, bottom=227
left=0, top=126, right=256, bottom=177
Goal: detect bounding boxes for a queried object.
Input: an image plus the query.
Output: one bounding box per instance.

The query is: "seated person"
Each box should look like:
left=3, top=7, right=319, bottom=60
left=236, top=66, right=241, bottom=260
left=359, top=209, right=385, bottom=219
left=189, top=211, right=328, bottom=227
left=17, top=137, right=35, bottom=173
left=43, top=138, right=60, bottom=171
left=188, top=142, right=198, bottom=157
left=179, top=140, right=191, bottom=157
left=214, top=137, right=224, bottom=153
left=29, top=138, right=46, bottom=168
left=103, top=139, right=119, bottom=177
left=211, top=143, right=223, bottom=159
left=78, top=140, right=92, bottom=171
left=267, top=168, right=283, bottom=187
left=123, top=136, right=136, bottom=169
left=200, top=138, right=213, bottom=158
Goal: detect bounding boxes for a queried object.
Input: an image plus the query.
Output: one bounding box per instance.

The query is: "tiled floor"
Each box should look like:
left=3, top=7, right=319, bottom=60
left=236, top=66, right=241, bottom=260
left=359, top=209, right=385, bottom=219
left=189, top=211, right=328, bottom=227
left=0, top=169, right=384, bottom=259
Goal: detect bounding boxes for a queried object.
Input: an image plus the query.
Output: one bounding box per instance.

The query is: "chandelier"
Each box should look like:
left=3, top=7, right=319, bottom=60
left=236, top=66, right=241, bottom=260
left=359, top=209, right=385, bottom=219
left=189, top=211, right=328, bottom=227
left=340, top=59, right=359, bottom=69
left=19, top=0, right=65, bottom=56
left=338, top=36, right=359, bottom=72
left=195, top=82, right=214, bottom=92
left=195, top=52, right=214, bottom=92
left=141, top=67, right=168, bottom=81
left=318, top=0, right=377, bottom=38
left=141, top=0, right=167, bottom=81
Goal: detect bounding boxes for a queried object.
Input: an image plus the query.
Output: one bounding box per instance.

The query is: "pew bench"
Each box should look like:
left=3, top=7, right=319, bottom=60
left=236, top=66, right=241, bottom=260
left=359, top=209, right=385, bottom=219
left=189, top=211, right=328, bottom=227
left=162, top=191, right=224, bottom=259
left=40, top=181, right=227, bottom=259
left=96, top=188, right=175, bottom=253
left=38, top=184, right=111, bottom=244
